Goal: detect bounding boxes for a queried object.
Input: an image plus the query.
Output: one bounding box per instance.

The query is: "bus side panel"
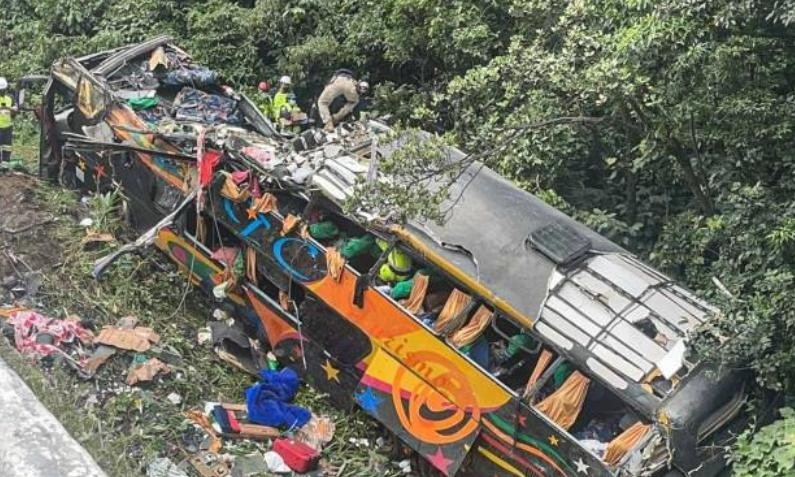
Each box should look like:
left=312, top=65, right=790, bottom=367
left=245, top=287, right=365, bottom=411
left=357, top=347, right=482, bottom=476
left=471, top=401, right=610, bottom=477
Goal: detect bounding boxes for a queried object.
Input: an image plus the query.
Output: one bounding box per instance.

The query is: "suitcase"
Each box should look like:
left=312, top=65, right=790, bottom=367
left=273, top=437, right=319, bottom=473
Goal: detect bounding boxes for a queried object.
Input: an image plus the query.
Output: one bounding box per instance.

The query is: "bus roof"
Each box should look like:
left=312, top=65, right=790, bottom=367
left=391, top=144, right=716, bottom=391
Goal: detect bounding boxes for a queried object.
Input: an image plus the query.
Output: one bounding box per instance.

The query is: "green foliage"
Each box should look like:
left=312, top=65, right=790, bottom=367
left=346, top=129, right=460, bottom=223
left=732, top=408, right=795, bottom=477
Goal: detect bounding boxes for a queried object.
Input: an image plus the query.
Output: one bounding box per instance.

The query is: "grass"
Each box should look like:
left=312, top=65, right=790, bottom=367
left=1, top=130, right=399, bottom=476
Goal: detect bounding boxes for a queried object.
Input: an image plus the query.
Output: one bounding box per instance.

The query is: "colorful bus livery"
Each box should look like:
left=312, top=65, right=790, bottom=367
left=24, top=37, right=749, bottom=477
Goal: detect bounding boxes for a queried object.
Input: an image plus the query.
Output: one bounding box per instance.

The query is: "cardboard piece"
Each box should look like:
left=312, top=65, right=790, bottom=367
left=126, top=357, right=171, bottom=385
left=96, top=326, right=160, bottom=352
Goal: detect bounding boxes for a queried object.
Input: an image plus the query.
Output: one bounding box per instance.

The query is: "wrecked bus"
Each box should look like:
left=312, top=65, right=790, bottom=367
left=23, top=37, right=749, bottom=476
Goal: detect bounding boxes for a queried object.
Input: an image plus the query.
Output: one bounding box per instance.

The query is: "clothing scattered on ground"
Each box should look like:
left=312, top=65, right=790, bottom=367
left=245, top=367, right=311, bottom=429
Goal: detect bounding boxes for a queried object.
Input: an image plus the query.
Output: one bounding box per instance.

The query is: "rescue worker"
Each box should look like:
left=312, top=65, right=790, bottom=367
left=270, top=75, right=298, bottom=123
left=375, top=238, right=412, bottom=284
left=256, top=80, right=272, bottom=117
left=317, top=69, right=369, bottom=132
left=0, top=77, right=16, bottom=163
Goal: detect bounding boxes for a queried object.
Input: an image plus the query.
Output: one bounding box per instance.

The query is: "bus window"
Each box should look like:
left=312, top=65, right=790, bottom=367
left=530, top=360, right=652, bottom=465
left=474, top=314, right=556, bottom=393
left=304, top=203, right=380, bottom=275
left=298, top=296, right=370, bottom=366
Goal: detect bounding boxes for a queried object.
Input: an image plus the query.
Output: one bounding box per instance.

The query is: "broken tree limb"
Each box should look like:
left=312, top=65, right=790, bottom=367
left=91, top=190, right=197, bottom=279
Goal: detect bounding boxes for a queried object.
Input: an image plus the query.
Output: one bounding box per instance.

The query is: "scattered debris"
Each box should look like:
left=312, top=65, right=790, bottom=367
left=349, top=437, right=371, bottom=448
left=188, top=453, right=231, bottom=477
left=81, top=231, right=116, bottom=250
left=126, top=356, right=171, bottom=385
left=147, top=457, right=190, bottom=477
left=212, top=308, right=229, bottom=321
left=296, top=415, right=335, bottom=450
left=185, top=409, right=224, bottom=453
left=263, top=451, right=291, bottom=474
left=96, top=324, right=160, bottom=352
left=79, top=218, right=94, bottom=228
left=231, top=453, right=271, bottom=477
left=197, top=326, right=212, bottom=345
left=396, top=459, right=412, bottom=474
left=167, top=392, right=182, bottom=405
left=211, top=320, right=263, bottom=375
left=82, top=345, right=116, bottom=376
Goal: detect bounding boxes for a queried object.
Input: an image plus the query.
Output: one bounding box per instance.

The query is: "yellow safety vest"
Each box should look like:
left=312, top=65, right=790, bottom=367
left=0, top=95, right=12, bottom=129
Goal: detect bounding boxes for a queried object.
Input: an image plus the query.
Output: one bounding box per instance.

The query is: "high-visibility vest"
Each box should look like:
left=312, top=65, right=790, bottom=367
left=0, top=95, right=12, bottom=129
left=376, top=239, right=413, bottom=283
left=271, top=91, right=297, bottom=122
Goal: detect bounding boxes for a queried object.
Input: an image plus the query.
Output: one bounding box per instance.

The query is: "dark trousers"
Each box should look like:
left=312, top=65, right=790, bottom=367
left=0, top=127, right=12, bottom=162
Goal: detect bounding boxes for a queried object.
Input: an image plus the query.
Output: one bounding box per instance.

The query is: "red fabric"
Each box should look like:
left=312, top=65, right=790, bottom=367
left=273, top=438, right=319, bottom=473
left=7, top=310, right=93, bottom=359
left=199, top=149, right=223, bottom=188
left=227, top=410, right=241, bottom=433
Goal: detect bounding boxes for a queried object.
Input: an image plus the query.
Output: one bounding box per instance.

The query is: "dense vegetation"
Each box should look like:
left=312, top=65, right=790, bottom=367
left=3, top=0, right=795, bottom=472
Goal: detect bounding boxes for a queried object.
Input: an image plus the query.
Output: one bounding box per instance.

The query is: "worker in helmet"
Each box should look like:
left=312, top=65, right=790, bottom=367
left=375, top=238, right=413, bottom=284
left=256, top=80, right=271, bottom=115
left=317, top=69, right=369, bottom=132
left=270, top=75, right=299, bottom=123
left=0, top=77, right=16, bottom=163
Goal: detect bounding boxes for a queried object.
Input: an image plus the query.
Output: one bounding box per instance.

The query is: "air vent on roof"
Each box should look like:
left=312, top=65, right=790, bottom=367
left=528, top=223, right=592, bottom=265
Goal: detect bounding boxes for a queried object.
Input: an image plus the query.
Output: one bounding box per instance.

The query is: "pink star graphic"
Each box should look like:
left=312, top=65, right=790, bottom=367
left=517, top=413, right=528, bottom=427
left=426, top=447, right=453, bottom=474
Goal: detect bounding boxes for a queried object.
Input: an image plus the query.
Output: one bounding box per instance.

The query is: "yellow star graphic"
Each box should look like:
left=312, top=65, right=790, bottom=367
left=246, top=206, right=258, bottom=220
left=548, top=434, right=559, bottom=446
left=321, top=359, right=340, bottom=383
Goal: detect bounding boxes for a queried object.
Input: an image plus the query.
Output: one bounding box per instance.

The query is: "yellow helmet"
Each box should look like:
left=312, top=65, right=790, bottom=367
left=378, top=248, right=412, bottom=283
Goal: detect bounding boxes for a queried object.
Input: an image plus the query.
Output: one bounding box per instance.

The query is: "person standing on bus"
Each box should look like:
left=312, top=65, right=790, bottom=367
left=317, top=69, right=369, bottom=132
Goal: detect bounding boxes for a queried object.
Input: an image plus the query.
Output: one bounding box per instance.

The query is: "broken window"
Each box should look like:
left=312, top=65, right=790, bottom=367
left=304, top=200, right=380, bottom=275
left=529, top=359, right=652, bottom=466
left=298, top=297, right=370, bottom=366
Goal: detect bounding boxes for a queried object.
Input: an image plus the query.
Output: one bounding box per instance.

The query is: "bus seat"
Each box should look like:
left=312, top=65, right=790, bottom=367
left=432, top=289, right=472, bottom=336
left=326, top=247, right=345, bottom=281
left=400, top=273, right=429, bottom=314
left=450, top=305, right=493, bottom=348
left=524, top=348, right=554, bottom=397
left=603, top=421, right=651, bottom=466
left=535, top=371, right=591, bottom=430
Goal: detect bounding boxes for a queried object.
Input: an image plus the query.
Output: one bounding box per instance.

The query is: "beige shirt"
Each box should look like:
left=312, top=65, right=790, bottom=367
left=317, top=75, right=359, bottom=126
